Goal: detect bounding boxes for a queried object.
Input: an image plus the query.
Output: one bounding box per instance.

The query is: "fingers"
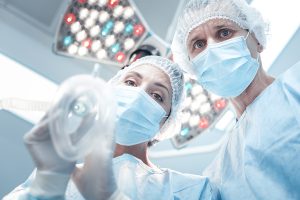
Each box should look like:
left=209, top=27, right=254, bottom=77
left=24, top=113, right=51, bottom=143
left=69, top=112, right=97, bottom=144
left=24, top=109, right=61, bottom=143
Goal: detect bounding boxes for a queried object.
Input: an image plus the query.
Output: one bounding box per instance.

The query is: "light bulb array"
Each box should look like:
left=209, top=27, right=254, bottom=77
left=55, top=0, right=147, bottom=66
left=172, top=78, right=229, bottom=147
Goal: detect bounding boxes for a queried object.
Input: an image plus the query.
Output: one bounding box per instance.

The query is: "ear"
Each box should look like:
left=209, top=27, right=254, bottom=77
left=250, top=32, right=263, bottom=53
left=257, top=43, right=264, bottom=53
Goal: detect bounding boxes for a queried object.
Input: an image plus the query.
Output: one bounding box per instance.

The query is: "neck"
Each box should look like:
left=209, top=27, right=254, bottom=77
left=113, top=143, right=156, bottom=168
left=230, top=67, right=275, bottom=117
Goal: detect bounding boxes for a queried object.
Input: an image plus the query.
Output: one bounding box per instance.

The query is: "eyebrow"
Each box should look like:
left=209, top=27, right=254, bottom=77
left=213, top=25, right=227, bottom=29
left=187, top=35, right=202, bottom=51
left=126, top=71, right=143, bottom=79
left=188, top=37, right=198, bottom=46
left=213, top=23, right=237, bottom=30
left=154, top=82, right=170, bottom=96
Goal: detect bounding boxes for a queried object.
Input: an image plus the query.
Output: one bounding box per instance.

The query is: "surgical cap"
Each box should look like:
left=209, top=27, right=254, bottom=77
left=109, top=56, right=185, bottom=142
left=171, top=0, right=268, bottom=74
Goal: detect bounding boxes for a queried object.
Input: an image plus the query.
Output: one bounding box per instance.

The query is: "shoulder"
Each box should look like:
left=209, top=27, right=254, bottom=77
left=280, top=61, right=300, bottom=87
left=165, top=168, right=220, bottom=199
left=278, top=61, right=300, bottom=125
left=165, top=168, right=206, bottom=181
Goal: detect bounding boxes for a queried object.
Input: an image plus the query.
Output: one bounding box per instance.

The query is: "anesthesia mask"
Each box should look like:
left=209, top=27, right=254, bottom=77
left=0, top=65, right=116, bottom=161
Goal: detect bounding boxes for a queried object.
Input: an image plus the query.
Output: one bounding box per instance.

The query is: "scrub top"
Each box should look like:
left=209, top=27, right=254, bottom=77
left=204, top=61, right=300, bottom=200
left=112, top=154, right=219, bottom=200
left=4, top=154, right=220, bottom=200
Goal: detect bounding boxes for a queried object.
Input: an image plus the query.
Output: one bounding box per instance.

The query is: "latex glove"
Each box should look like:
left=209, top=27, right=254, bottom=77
left=24, top=113, right=76, bottom=198
left=72, top=133, right=127, bottom=200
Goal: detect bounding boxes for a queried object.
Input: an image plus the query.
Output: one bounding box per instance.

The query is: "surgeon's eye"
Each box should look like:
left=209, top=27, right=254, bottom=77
left=151, top=93, right=163, bottom=102
left=193, top=40, right=206, bottom=50
left=218, top=29, right=232, bottom=39
left=124, top=79, right=137, bottom=87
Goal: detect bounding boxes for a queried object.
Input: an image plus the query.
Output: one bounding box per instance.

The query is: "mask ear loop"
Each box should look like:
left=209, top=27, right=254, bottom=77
left=163, top=106, right=172, bottom=119
left=244, top=31, right=260, bottom=62
left=244, top=31, right=250, bottom=41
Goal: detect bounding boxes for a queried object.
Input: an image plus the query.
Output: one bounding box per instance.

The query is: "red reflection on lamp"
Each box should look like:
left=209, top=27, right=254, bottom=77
left=64, top=13, right=76, bottom=25
left=108, top=0, right=119, bottom=9
left=199, top=117, right=209, bottom=129
left=115, top=52, right=126, bottom=63
left=214, top=99, right=227, bottom=112
left=133, top=24, right=145, bottom=37
left=82, top=38, right=92, bottom=49
left=77, top=0, right=87, bottom=4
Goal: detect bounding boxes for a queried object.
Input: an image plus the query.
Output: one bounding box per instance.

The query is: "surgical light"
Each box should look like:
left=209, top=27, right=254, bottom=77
left=171, top=78, right=232, bottom=148
left=54, top=0, right=169, bottom=66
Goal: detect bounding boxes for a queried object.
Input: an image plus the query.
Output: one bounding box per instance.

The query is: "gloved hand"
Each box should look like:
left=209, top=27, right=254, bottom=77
left=24, top=113, right=76, bottom=198
left=72, top=132, right=123, bottom=200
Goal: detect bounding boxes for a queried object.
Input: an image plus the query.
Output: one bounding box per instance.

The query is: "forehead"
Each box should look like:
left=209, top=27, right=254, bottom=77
left=188, top=18, right=242, bottom=38
left=126, top=64, right=170, bottom=84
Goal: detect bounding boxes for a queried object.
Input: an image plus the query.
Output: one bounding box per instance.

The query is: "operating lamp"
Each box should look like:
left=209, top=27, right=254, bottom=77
left=54, top=0, right=169, bottom=66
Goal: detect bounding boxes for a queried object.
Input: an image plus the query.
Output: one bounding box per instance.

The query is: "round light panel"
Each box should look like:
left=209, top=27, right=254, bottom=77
left=172, top=78, right=231, bottom=148
left=54, top=0, right=148, bottom=66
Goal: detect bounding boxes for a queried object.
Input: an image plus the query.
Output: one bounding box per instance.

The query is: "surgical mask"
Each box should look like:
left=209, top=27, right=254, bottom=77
left=114, top=86, right=167, bottom=146
left=192, top=33, right=259, bottom=97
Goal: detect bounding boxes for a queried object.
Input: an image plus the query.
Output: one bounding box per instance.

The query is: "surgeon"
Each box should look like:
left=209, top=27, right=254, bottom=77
left=4, top=56, right=220, bottom=200
left=171, top=0, right=300, bottom=199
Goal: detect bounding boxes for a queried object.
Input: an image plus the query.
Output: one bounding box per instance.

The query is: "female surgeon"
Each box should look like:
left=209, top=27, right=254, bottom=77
left=171, top=0, right=300, bottom=199
left=4, top=56, right=220, bottom=200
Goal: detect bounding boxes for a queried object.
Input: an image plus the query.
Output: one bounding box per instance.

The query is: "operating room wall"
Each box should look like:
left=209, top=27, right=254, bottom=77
left=268, top=27, right=300, bottom=77
left=0, top=111, right=34, bottom=197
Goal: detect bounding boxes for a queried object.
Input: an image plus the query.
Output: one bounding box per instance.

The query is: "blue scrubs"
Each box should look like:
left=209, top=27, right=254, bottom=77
left=4, top=154, right=220, bottom=200
left=204, top=61, right=300, bottom=199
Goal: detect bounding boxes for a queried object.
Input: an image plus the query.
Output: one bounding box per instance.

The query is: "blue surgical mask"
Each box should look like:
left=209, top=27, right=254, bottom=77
left=192, top=33, right=259, bottom=97
left=114, top=86, right=167, bottom=146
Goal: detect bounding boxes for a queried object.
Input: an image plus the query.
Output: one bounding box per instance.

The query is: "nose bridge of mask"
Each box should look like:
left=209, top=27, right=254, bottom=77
left=196, top=31, right=250, bottom=59
left=139, top=88, right=166, bottom=116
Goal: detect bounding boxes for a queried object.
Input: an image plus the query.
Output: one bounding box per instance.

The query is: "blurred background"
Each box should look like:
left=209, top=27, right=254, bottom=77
left=0, top=0, right=299, bottom=197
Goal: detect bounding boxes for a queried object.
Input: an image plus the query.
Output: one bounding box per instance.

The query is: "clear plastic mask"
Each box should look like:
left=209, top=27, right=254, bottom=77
left=1, top=65, right=116, bottom=161
left=48, top=74, right=116, bottom=161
